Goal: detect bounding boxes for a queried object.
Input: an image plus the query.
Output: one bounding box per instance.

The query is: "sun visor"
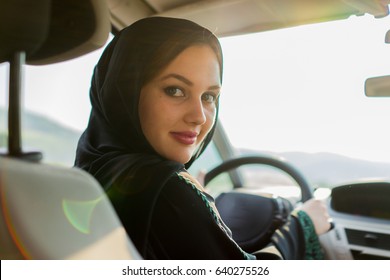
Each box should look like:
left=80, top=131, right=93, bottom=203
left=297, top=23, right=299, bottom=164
left=27, top=0, right=110, bottom=65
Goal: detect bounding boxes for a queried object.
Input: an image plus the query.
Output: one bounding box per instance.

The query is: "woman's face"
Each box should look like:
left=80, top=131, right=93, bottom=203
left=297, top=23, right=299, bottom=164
left=139, top=45, right=221, bottom=164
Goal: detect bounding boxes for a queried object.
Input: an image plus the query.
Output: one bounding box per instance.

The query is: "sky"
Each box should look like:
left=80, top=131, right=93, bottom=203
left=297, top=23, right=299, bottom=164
left=1, top=13, right=390, bottom=163
left=219, top=14, right=390, bottom=163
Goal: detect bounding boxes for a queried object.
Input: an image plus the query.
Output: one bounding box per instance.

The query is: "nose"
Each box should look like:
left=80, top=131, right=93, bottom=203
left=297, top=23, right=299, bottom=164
left=184, top=96, right=207, bottom=125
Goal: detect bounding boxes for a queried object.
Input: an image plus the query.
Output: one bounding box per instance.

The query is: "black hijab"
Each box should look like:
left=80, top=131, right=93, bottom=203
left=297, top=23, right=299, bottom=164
left=74, top=17, right=223, bottom=256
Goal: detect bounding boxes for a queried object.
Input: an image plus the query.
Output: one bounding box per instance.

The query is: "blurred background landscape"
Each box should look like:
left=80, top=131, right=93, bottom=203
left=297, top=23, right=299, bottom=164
left=2, top=106, right=390, bottom=189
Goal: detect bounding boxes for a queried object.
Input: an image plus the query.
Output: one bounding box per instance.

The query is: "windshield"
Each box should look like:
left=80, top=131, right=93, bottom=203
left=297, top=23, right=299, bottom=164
left=217, top=14, right=390, bottom=187
left=1, top=14, right=390, bottom=186
left=220, top=14, right=390, bottom=162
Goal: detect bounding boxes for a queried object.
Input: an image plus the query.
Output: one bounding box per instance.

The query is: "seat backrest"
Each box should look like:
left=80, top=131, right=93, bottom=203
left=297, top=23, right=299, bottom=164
left=0, top=0, right=110, bottom=65
left=0, top=157, right=141, bottom=259
left=0, top=0, right=50, bottom=63
left=0, top=0, right=142, bottom=259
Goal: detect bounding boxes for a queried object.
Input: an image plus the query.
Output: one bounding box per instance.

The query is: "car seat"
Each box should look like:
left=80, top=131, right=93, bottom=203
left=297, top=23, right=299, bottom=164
left=0, top=0, right=141, bottom=259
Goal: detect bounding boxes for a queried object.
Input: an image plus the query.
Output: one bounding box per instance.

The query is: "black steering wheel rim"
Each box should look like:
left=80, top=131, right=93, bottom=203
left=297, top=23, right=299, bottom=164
left=204, top=155, right=313, bottom=202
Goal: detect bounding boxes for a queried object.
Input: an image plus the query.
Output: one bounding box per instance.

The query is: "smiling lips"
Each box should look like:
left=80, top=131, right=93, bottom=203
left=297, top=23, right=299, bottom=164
left=170, top=131, right=199, bottom=145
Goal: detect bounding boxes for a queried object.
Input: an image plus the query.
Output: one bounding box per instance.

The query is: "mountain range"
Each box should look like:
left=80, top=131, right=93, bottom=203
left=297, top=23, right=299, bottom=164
left=238, top=148, right=390, bottom=188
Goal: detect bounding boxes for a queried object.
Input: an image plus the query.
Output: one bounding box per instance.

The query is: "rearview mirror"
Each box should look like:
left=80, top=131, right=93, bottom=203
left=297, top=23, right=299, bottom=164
left=365, top=75, right=390, bottom=97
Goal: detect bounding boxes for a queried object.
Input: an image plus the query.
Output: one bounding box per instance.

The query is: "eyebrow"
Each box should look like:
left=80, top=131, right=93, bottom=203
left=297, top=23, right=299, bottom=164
left=160, top=73, right=221, bottom=90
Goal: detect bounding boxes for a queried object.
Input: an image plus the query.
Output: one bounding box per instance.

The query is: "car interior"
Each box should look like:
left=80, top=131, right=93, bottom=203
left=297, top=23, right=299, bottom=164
left=1, top=0, right=390, bottom=260
left=0, top=0, right=141, bottom=260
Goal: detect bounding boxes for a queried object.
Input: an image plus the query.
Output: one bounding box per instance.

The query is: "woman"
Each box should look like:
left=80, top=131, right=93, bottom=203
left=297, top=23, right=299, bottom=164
left=75, top=17, right=330, bottom=260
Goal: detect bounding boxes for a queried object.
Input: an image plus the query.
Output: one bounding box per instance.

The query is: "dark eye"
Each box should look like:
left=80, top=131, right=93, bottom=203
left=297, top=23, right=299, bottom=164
left=164, top=87, right=184, bottom=97
left=202, top=93, right=217, bottom=103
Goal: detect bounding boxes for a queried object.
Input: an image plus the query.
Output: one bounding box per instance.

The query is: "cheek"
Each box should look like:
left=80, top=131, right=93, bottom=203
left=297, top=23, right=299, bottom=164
left=145, top=114, right=165, bottom=139
left=139, top=100, right=160, bottom=140
left=139, top=90, right=164, bottom=129
left=140, top=101, right=177, bottom=141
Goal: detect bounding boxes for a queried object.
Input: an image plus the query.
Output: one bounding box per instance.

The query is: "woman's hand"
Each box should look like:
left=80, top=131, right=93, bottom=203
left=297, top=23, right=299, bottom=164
left=300, top=198, right=332, bottom=235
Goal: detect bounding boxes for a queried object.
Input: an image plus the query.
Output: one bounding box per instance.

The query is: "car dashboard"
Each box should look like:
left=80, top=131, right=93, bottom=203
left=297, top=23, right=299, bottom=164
left=320, top=181, right=390, bottom=260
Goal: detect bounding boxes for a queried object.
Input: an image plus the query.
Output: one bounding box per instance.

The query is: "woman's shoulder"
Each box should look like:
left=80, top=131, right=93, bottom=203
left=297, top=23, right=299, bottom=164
left=165, top=171, right=211, bottom=201
left=163, top=170, right=221, bottom=220
left=176, top=171, right=207, bottom=191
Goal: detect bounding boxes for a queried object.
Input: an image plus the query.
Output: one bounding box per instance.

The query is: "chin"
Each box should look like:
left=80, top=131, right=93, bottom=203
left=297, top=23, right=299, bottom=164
left=171, top=154, right=193, bottom=165
left=178, top=157, right=192, bottom=165
left=164, top=148, right=196, bottom=164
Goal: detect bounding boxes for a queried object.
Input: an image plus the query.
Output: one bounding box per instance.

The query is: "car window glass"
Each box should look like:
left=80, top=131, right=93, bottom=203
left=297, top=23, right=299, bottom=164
left=2, top=15, right=390, bottom=189
left=0, top=36, right=113, bottom=166
left=218, top=14, right=390, bottom=188
left=188, top=141, right=234, bottom=196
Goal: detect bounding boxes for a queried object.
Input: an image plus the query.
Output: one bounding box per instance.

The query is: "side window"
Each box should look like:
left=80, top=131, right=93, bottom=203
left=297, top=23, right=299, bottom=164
left=0, top=66, right=8, bottom=151
left=0, top=37, right=112, bottom=166
left=188, top=141, right=234, bottom=197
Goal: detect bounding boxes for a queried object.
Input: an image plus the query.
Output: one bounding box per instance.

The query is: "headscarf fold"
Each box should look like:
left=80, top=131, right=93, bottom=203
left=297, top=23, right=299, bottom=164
left=74, top=17, right=223, bottom=256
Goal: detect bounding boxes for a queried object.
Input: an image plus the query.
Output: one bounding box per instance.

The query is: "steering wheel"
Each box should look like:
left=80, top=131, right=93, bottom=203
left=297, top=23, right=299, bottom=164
left=204, top=155, right=313, bottom=201
left=203, top=155, right=314, bottom=253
